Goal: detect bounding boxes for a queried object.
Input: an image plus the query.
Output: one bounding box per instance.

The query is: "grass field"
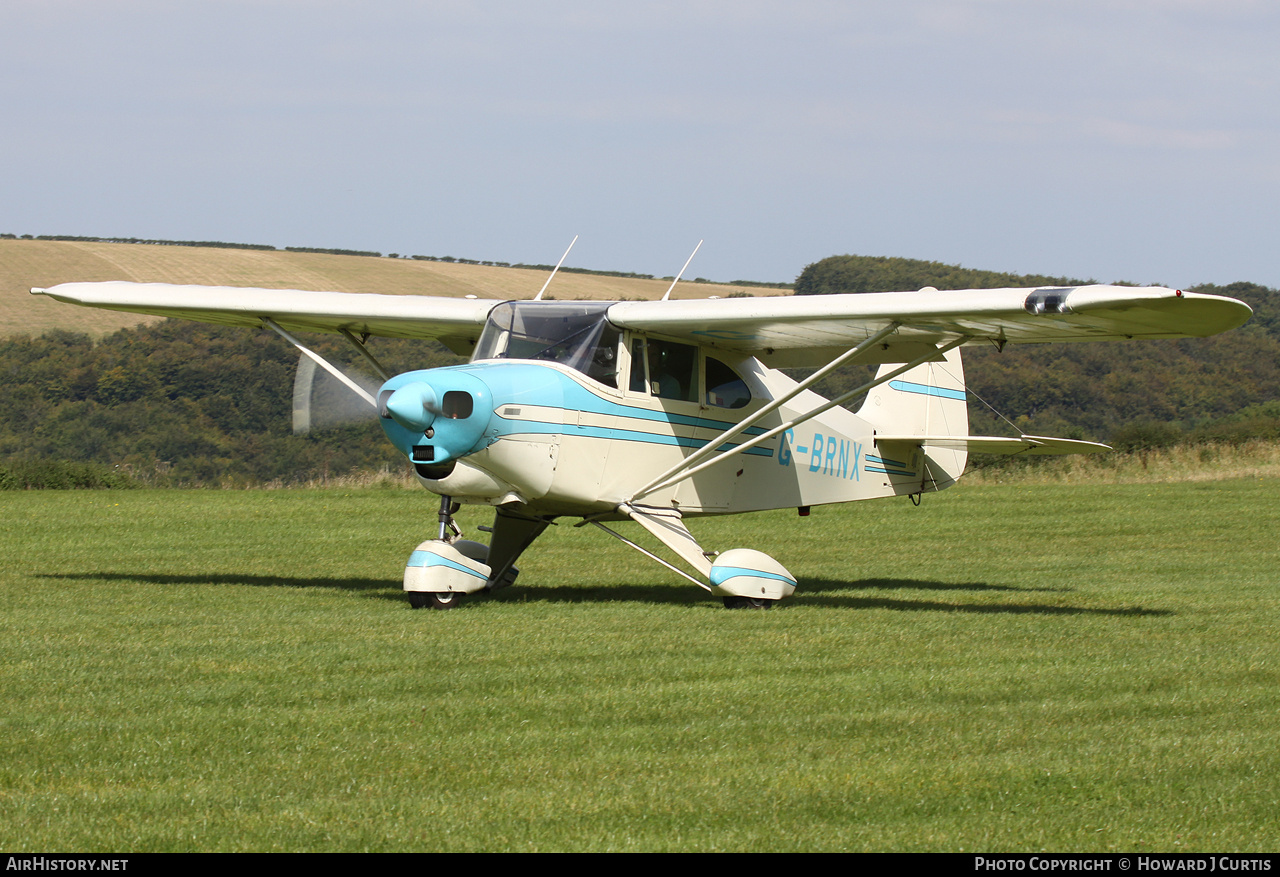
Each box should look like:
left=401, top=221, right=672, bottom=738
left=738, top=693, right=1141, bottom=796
left=2, top=479, right=1278, bottom=851
left=1, top=239, right=774, bottom=339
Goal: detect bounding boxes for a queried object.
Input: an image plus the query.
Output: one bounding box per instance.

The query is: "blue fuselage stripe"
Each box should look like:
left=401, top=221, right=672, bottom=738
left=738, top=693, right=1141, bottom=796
left=494, top=416, right=774, bottom=456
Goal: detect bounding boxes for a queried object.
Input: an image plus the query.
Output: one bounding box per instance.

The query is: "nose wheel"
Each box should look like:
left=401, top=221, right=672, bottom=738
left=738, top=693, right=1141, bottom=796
left=404, top=496, right=482, bottom=610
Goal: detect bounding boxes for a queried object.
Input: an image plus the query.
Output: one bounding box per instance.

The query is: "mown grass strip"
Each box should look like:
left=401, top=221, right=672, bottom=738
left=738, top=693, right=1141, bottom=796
left=1, top=481, right=1277, bottom=851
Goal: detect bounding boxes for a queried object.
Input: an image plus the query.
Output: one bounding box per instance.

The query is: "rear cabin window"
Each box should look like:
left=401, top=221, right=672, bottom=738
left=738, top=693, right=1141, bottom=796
left=705, top=357, right=751, bottom=409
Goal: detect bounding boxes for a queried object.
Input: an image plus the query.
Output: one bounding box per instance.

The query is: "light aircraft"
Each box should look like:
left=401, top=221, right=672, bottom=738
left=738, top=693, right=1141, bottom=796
left=33, top=265, right=1251, bottom=609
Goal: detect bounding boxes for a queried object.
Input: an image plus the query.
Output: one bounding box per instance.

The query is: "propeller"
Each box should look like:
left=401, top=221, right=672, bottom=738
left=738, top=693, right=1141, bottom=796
left=291, top=353, right=382, bottom=435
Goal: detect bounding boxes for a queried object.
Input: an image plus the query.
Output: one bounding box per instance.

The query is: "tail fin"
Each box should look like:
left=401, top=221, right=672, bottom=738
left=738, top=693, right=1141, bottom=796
left=857, top=347, right=969, bottom=490
left=858, top=346, right=968, bottom=438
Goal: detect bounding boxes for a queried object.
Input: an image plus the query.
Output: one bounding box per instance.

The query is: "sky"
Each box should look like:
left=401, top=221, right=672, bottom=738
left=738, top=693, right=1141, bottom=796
left=3, top=0, right=1278, bottom=289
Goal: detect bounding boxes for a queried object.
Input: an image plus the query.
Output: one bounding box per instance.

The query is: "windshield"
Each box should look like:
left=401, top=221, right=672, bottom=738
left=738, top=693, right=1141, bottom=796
left=473, top=301, right=621, bottom=387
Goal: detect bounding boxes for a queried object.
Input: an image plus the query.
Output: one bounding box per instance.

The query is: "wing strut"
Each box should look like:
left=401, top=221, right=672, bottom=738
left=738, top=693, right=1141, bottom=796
left=262, top=318, right=377, bottom=408
left=627, top=322, right=902, bottom=501
left=583, top=503, right=715, bottom=590
left=338, top=328, right=391, bottom=381
left=629, top=334, right=971, bottom=502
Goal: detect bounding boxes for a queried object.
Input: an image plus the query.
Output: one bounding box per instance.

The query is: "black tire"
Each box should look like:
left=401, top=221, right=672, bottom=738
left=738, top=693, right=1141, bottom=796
left=408, top=591, right=462, bottom=610
left=722, top=596, right=773, bottom=610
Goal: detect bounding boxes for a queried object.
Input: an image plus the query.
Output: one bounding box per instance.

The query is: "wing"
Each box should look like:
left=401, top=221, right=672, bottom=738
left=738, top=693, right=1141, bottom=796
left=607, top=285, right=1253, bottom=366
left=31, top=281, right=497, bottom=354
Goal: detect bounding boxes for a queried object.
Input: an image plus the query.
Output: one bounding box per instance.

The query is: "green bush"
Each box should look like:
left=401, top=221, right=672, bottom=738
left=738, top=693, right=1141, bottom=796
left=1110, top=421, right=1184, bottom=452
left=0, top=459, right=137, bottom=490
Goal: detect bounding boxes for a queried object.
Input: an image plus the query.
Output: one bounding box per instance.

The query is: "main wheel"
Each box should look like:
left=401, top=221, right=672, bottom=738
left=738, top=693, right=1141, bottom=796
left=408, top=591, right=462, bottom=610
left=722, top=596, right=773, bottom=609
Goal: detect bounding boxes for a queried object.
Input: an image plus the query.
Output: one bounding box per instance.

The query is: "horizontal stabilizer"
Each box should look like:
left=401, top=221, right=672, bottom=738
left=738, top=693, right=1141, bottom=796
left=876, top=434, right=1111, bottom=456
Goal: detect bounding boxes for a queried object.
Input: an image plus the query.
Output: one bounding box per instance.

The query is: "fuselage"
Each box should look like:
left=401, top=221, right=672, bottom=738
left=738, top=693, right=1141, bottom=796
left=376, top=313, right=963, bottom=518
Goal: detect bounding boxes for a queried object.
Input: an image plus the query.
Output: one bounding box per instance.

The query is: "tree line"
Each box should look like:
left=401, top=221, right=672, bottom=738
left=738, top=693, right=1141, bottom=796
left=0, top=322, right=462, bottom=487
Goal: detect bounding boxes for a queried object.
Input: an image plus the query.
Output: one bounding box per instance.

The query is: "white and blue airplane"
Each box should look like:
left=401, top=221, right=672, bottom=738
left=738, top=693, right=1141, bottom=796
left=33, top=274, right=1251, bottom=608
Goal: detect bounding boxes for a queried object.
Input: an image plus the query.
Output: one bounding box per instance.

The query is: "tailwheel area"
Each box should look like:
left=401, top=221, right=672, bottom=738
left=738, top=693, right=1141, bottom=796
left=409, top=591, right=463, bottom=610
left=722, top=596, right=774, bottom=610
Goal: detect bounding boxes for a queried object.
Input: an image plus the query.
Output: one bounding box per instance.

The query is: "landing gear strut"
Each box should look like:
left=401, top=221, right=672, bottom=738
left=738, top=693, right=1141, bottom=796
left=438, top=494, right=460, bottom=540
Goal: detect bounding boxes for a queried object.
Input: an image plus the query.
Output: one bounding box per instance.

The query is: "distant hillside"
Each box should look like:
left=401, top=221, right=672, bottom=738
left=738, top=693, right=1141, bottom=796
left=1, top=238, right=777, bottom=339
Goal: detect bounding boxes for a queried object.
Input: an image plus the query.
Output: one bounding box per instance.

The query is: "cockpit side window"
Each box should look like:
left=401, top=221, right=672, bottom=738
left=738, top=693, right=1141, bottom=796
left=586, top=324, right=620, bottom=388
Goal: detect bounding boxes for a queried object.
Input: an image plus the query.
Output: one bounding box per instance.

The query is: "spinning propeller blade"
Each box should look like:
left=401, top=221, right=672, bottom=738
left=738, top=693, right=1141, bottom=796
left=291, top=353, right=382, bottom=435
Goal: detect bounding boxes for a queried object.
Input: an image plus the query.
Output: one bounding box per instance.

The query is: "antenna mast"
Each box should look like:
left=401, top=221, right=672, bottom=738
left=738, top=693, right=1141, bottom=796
left=661, top=240, right=703, bottom=301
left=533, top=235, right=579, bottom=301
